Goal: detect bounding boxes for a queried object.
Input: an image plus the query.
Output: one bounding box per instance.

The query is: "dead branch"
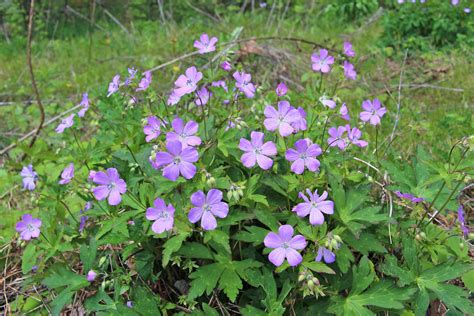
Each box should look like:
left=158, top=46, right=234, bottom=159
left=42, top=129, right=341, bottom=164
left=26, top=0, right=45, bottom=150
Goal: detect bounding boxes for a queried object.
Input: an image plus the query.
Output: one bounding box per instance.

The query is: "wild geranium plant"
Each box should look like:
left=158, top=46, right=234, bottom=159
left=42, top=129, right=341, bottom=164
left=13, top=34, right=472, bottom=315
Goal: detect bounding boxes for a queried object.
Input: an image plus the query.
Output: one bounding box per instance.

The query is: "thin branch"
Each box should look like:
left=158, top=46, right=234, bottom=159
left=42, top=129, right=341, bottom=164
left=0, top=104, right=83, bottom=155
left=64, top=5, right=107, bottom=32
left=102, top=8, right=131, bottom=36
left=393, top=83, right=464, bottom=92
left=389, top=49, right=408, bottom=143
left=26, top=0, right=45, bottom=150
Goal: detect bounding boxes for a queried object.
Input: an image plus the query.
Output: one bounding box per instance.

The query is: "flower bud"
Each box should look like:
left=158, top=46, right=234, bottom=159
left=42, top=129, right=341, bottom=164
left=334, top=235, right=343, bottom=243
left=298, top=274, right=305, bottom=282
left=206, top=176, right=216, bottom=187
left=419, top=232, right=426, bottom=239
left=307, top=280, right=314, bottom=289
left=312, top=277, right=320, bottom=285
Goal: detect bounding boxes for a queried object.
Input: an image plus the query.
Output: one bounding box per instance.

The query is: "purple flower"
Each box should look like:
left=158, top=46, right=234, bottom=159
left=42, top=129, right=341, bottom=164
left=153, top=141, right=199, bottom=181
left=87, top=270, right=97, bottom=282
left=59, top=163, right=74, bottom=185
left=345, top=125, right=368, bottom=148
left=285, top=139, right=322, bottom=174
left=16, top=214, right=41, bottom=240
left=21, top=164, right=37, bottom=191
left=360, top=98, right=386, bottom=126
left=233, top=71, right=256, bottom=98
left=327, top=126, right=347, bottom=150
left=126, top=301, right=133, bottom=308
left=194, top=33, right=218, bottom=54
left=92, top=168, right=127, bottom=206
left=55, top=114, right=75, bottom=133
left=195, top=87, right=211, bottom=106
left=464, top=7, right=471, bottom=13
left=136, top=71, right=152, bottom=91
left=225, top=120, right=236, bottom=131
left=79, top=202, right=92, bottom=232
left=457, top=205, right=469, bottom=237
left=311, top=49, right=334, bottom=73
left=315, top=246, right=335, bottom=263
left=166, top=117, right=201, bottom=148
left=394, top=191, right=424, bottom=203
left=211, top=80, right=228, bottom=92
left=146, top=198, right=175, bottom=234
left=188, top=189, right=229, bottom=231
left=292, top=189, right=334, bottom=225
left=77, top=93, right=89, bottom=117
left=451, top=0, right=459, bottom=5
left=174, top=66, right=203, bottom=97
left=264, top=225, right=307, bottom=267
left=221, top=61, right=232, bottom=71
left=276, top=82, right=288, bottom=97
left=124, top=67, right=137, bottom=86
left=239, top=131, right=277, bottom=170
left=88, top=170, right=96, bottom=181
left=343, top=61, right=357, bottom=80
left=167, top=91, right=181, bottom=105
left=107, top=75, right=120, bottom=97
left=264, top=101, right=301, bottom=136
left=343, top=41, right=355, bottom=57
left=320, top=97, right=336, bottom=109
left=143, top=116, right=163, bottom=142
left=339, top=103, right=350, bottom=121
left=292, top=107, right=307, bottom=132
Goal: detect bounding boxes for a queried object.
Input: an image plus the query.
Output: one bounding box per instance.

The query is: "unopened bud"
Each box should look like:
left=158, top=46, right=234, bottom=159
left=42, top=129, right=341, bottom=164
left=307, top=280, right=315, bottom=289
left=298, top=274, right=305, bottom=282
left=419, top=232, right=426, bottom=239
left=312, top=277, right=320, bottom=285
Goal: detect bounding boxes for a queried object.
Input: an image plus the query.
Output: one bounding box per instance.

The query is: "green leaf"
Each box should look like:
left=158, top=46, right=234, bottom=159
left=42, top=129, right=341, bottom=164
left=248, top=194, right=269, bottom=206
left=178, top=242, right=214, bottom=260
left=79, top=238, right=97, bottom=272
left=344, top=232, right=386, bottom=256
left=22, top=243, right=39, bottom=274
left=84, top=287, right=116, bottom=312
left=188, top=263, right=224, bottom=300
left=350, top=256, right=375, bottom=295
left=349, top=281, right=417, bottom=310
left=205, top=229, right=231, bottom=256
left=254, top=208, right=280, bottom=231
left=233, top=226, right=268, bottom=245
left=135, top=249, right=155, bottom=279
left=218, top=268, right=242, bottom=302
left=462, top=269, right=474, bottom=292
left=302, top=261, right=336, bottom=274
left=162, top=232, right=189, bottom=267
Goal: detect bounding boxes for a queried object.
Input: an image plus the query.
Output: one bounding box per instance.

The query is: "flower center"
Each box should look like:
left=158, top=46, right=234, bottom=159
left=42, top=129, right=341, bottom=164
left=107, top=182, right=116, bottom=190
left=26, top=224, right=35, bottom=232
left=173, top=156, right=182, bottom=164
left=203, top=204, right=212, bottom=212
left=282, top=242, right=289, bottom=249
left=186, top=79, right=194, bottom=87
left=254, top=147, right=262, bottom=155
left=300, top=153, right=307, bottom=160
left=159, top=211, right=170, bottom=220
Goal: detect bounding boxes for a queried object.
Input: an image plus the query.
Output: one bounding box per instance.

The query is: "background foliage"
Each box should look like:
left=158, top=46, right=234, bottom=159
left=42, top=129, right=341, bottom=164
left=0, top=0, right=472, bottom=315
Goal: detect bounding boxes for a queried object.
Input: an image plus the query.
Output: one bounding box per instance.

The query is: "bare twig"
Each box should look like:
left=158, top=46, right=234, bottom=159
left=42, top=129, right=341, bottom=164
left=64, top=5, right=107, bottom=32
left=393, top=83, right=464, bottom=92
left=26, top=0, right=45, bottom=150
left=389, top=49, right=408, bottom=143
left=102, top=8, right=131, bottom=36
left=185, top=1, right=220, bottom=23
left=0, top=104, right=83, bottom=155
